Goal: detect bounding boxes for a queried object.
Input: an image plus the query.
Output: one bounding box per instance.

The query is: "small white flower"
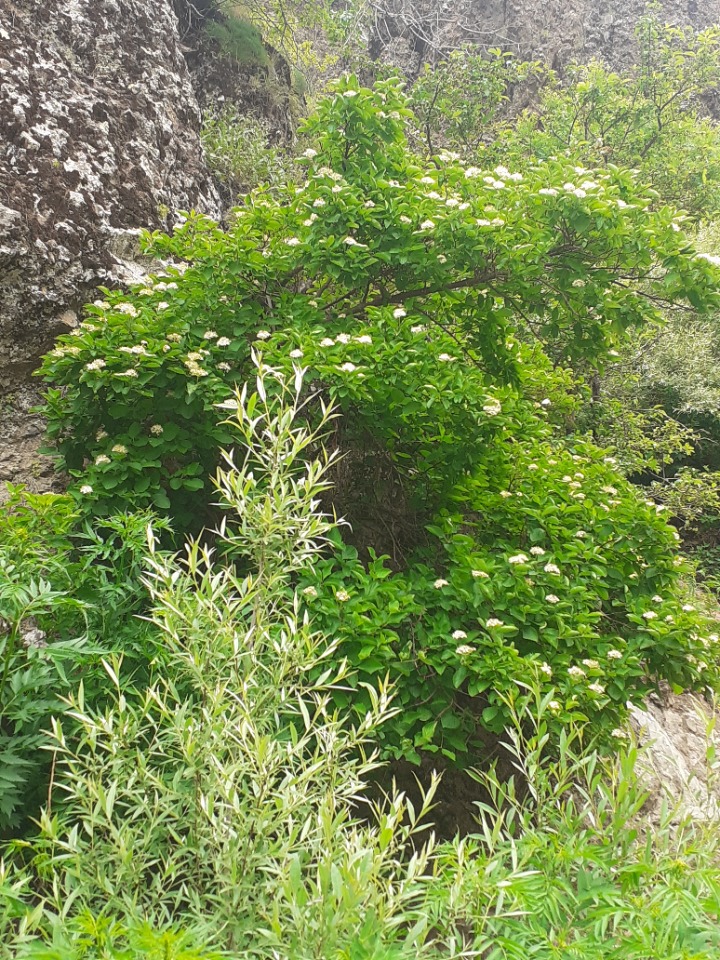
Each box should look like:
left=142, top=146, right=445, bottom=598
left=500, top=491, right=513, bottom=499
left=544, top=563, right=561, bottom=574
left=256, top=330, right=271, bottom=340
left=472, top=570, right=489, bottom=579
left=116, top=368, right=138, bottom=378
left=420, top=219, right=435, bottom=231
left=682, top=604, right=695, bottom=612
left=304, top=148, right=318, bottom=158
left=665, top=615, right=674, bottom=623
left=509, top=554, right=529, bottom=565
left=530, top=547, right=546, bottom=556
left=411, top=324, right=426, bottom=334
left=117, top=303, right=138, bottom=317
left=355, top=335, right=372, bottom=344
left=364, top=200, right=376, bottom=209
left=393, top=308, right=407, bottom=318
left=582, top=659, right=599, bottom=669
left=203, top=330, right=217, bottom=340
left=399, top=215, right=412, bottom=224
left=80, top=484, right=93, bottom=495
left=574, top=188, right=587, bottom=198
left=95, top=455, right=110, bottom=465
left=438, top=353, right=455, bottom=362
left=607, top=649, right=623, bottom=660
left=464, top=167, right=481, bottom=178
left=420, top=176, right=435, bottom=184
left=452, top=630, right=468, bottom=640
left=437, top=254, right=448, bottom=263
left=611, top=728, right=628, bottom=739
left=302, top=585, right=318, bottom=598
left=434, top=579, right=449, bottom=589
left=216, top=337, right=231, bottom=347
left=217, top=362, right=231, bottom=372
left=335, top=333, right=351, bottom=344
left=642, top=611, right=658, bottom=620
left=545, top=594, right=560, bottom=604
left=150, top=424, right=164, bottom=436
left=486, top=618, right=504, bottom=628
left=340, top=362, right=357, bottom=372
left=85, top=359, right=106, bottom=371
left=540, top=662, right=553, bottom=677
left=289, top=349, right=304, bottom=359
left=539, top=187, right=558, bottom=196
left=540, top=398, right=551, bottom=408
left=588, top=682, right=605, bottom=695
left=343, top=236, right=367, bottom=248
left=568, top=666, right=586, bottom=679
left=313, top=198, right=326, bottom=208
left=156, top=301, right=169, bottom=312
left=336, top=589, right=350, bottom=601
left=446, top=197, right=460, bottom=208
left=456, top=644, right=476, bottom=655
left=563, top=183, right=576, bottom=192
left=548, top=700, right=561, bottom=712
left=112, top=444, right=127, bottom=454
left=651, top=595, right=663, bottom=604
left=575, top=530, right=587, bottom=538
left=483, top=400, right=502, bottom=416
left=320, top=338, right=335, bottom=347
left=285, top=237, right=301, bottom=246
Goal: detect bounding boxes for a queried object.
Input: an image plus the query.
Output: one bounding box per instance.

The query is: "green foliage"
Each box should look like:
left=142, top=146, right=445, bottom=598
left=505, top=14, right=720, bottom=217
left=201, top=107, right=297, bottom=196
left=582, top=388, right=699, bottom=478
left=407, top=48, right=543, bottom=156
left=205, top=14, right=269, bottom=69
left=36, top=76, right=720, bottom=762
left=424, top=694, right=720, bottom=958
left=0, top=486, right=163, bottom=836
left=39, top=78, right=720, bottom=524
left=297, top=435, right=717, bottom=762
left=17, top=917, right=219, bottom=960
left=5, top=368, right=440, bottom=957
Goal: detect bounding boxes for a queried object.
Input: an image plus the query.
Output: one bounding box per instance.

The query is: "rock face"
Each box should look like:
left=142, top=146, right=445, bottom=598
left=0, top=0, right=220, bottom=490
left=471, top=0, right=720, bottom=71
left=373, top=0, right=720, bottom=76
left=630, top=692, right=720, bottom=822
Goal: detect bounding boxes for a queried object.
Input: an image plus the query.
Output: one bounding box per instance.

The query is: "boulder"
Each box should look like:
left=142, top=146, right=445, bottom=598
left=0, top=0, right=221, bottom=489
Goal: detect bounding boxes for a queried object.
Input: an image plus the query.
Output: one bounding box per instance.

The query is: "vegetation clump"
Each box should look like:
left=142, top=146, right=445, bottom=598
left=4, top=11, right=720, bottom=957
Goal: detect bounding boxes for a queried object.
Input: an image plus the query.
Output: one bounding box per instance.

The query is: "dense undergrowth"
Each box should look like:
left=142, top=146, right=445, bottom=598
left=4, top=8, right=720, bottom=958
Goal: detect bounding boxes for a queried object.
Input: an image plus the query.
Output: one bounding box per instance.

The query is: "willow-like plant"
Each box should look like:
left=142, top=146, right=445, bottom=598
left=7, top=361, right=440, bottom=958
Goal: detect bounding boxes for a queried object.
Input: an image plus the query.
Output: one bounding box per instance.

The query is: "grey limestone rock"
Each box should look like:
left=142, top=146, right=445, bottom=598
left=0, top=0, right=221, bottom=488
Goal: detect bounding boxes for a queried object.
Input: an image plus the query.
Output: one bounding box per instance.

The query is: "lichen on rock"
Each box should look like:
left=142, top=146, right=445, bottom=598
left=0, top=0, right=221, bottom=486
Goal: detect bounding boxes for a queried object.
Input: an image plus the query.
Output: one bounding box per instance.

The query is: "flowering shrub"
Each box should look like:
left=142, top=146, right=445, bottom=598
left=297, top=438, right=717, bottom=761
left=38, top=76, right=720, bottom=759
